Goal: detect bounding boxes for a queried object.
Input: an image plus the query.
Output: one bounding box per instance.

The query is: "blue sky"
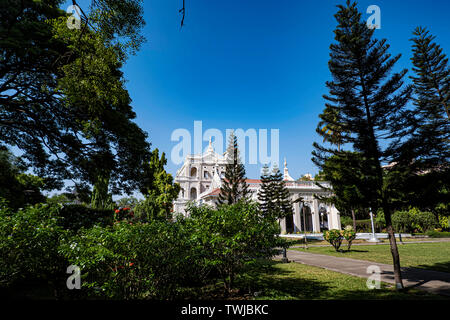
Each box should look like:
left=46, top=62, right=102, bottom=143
left=71, top=0, right=450, bottom=181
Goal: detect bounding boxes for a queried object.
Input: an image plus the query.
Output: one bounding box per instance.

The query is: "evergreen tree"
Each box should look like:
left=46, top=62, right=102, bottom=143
left=135, top=149, right=180, bottom=221
left=391, top=27, right=450, bottom=215
left=218, top=132, right=250, bottom=205
left=258, top=165, right=275, bottom=216
left=270, top=167, right=293, bottom=220
left=258, top=165, right=293, bottom=220
left=312, top=1, right=412, bottom=288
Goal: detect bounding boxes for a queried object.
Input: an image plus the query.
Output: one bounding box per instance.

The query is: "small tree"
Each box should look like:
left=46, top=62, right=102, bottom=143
left=187, top=201, right=283, bottom=293
left=135, top=149, right=180, bottom=221
left=323, top=229, right=343, bottom=252
left=342, top=226, right=357, bottom=251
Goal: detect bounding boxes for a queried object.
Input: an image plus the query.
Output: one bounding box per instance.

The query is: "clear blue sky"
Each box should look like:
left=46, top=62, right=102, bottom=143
left=77, top=0, right=450, bottom=180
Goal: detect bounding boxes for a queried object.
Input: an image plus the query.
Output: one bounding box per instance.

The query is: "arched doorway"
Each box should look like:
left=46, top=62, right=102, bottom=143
left=319, top=206, right=329, bottom=231
left=190, top=187, right=197, bottom=200
left=301, top=205, right=313, bottom=232
left=285, top=214, right=294, bottom=234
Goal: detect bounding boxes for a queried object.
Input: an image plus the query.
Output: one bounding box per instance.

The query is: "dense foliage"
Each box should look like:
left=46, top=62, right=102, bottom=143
left=0, top=204, right=66, bottom=292
left=186, top=201, right=285, bottom=292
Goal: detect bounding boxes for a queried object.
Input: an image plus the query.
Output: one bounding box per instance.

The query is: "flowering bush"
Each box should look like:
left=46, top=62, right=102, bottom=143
left=342, top=226, right=356, bottom=251
left=323, top=229, right=343, bottom=252
left=114, top=207, right=134, bottom=222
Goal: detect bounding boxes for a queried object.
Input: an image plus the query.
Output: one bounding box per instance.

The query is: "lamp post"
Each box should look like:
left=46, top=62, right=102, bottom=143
left=367, top=207, right=379, bottom=243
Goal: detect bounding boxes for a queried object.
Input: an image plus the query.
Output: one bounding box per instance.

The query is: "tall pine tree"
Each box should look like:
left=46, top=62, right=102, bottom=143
left=271, top=166, right=293, bottom=220
left=258, top=165, right=293, bottom=220
left=218, top=132, right=250, bottom=205
left=312, top=1, right=412, bottom=288
left=258, top=165, right=275, bottom=216
left=392, top=27, right=450, bottom=214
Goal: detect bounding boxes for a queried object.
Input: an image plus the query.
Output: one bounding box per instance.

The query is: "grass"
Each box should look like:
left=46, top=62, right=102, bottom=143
left=233, top=260, right=445, bottom=300
left=187, top=259, right=445, bottom=300
left=292, top=242, right=450, bottom=273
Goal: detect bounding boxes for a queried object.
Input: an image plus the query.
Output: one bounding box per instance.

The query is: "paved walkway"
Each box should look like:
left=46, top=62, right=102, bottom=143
left=290, top=238, right=450, bottom=248
left=278, top=249, right=450, bottom=296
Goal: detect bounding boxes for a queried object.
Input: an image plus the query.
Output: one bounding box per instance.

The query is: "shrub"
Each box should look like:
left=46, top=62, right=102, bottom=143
left=412, top=210, right=438, bottom=232
left=392, top=211, right=413, bottom=233
left=0, top=204, right=67, bottom=291
left=323, top=229, right=343, bottom=252
left=186, top=201, right=285, bottom=293
left=59, top=220, right=199, bottom=299
left=355, top=219, right=372, bottom=232
left=340, top=216, right=353, bottom=228
left=426, top=230, right=450, bottom=238
left=342, top=226, right=356, bottom=251
left=392, top=208, right=438, bottom=233
left=439, top=215, right=450, bottom=230
left=375, top=209, right=386, bottom=231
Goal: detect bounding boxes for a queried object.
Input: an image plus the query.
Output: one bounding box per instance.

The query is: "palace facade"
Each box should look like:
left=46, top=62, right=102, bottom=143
left=173, top=140, right=341, bottom=233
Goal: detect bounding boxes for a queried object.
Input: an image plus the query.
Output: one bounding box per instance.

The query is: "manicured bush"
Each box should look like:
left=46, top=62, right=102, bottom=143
left=392, top=210, right=413, bottom=233
left=412, top=210, right=438, bottom=232
left=425, top=230, right=450, bottom=238
left=323, top=229, right=343, bottom=252
left=392, top=208, right=438, bottom=233
left=342, top=226, right=356, bottom=251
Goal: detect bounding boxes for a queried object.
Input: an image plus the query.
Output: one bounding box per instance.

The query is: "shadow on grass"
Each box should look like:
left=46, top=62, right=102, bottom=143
left=235, top=260, right=448, bottom=300
left=414, top=260, right=450, bottom=274
left=236, top=260, right=333, bottom=300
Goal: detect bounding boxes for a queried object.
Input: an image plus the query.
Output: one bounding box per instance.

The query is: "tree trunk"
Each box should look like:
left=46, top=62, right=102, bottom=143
left=351, top=209, right=357, bottom=231
left=384, top=203, right=404, bottom=289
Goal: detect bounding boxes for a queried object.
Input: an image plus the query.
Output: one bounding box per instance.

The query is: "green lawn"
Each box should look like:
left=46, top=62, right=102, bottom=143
left=292, top=242, right=450, bottom=273
left=237, top=260, right=444, bottom=300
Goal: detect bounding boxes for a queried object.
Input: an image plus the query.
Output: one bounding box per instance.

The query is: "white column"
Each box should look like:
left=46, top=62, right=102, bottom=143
left=312, top=199, right=321, bottom=233
left=330, top=204, right=341, bottom=229
left=294, top=201, right=301, bottom=233
left=279, top=218, right=287, bottom=234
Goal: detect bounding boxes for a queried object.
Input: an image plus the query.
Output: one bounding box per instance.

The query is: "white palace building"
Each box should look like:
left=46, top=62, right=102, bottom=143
left=173, top=140, right=341, bottom=233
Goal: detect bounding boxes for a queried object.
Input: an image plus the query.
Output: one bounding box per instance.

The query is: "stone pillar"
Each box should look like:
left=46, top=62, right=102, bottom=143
left=330, top=204, right=341, bottom=229
left=280, top=218, right=287, bottom=234
left=312, top=199, right=321, bottom=233
left=294, top=201, right=301, bottom=233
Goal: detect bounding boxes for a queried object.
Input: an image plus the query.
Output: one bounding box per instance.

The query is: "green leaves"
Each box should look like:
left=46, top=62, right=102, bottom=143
left=135, top=149, right=180, bottom=221
left=186, top=201, right=284, bottom=292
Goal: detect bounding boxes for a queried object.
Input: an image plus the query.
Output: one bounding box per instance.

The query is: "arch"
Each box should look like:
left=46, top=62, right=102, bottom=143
left=190, top=167, right=197, bottom=177
left=204, top=171, right=210, bottom=179
left=190, top=187, right=197, bottom=200
left=319, top=206, right=329, bottom=231
left=301, top=205, right=313, bottom=232
left=181, top=188, right=185, bottom=198
left=285, top=214, right=294, bottom=234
